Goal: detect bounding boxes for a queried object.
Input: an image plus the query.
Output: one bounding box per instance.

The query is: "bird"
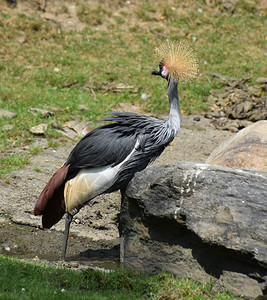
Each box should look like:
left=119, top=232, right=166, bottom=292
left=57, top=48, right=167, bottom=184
left=34, top=40, right=198, bottom=261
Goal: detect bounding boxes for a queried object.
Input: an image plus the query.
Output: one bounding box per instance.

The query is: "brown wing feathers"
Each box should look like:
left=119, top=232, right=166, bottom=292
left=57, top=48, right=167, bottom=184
left=34, top=164, right=70, bottom=228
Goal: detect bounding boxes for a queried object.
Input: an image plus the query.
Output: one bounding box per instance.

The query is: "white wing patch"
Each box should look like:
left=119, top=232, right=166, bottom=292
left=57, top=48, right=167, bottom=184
left=64, top=140, right=140, bottom=215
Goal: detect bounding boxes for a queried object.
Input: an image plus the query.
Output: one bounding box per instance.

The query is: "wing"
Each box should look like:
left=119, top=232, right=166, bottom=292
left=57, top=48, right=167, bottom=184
left=65, top=112, right=160, bottom=180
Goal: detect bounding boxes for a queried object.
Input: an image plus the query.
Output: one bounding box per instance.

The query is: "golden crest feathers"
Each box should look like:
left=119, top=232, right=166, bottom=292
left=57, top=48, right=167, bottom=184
left=155, top=40, right=199, bottom=82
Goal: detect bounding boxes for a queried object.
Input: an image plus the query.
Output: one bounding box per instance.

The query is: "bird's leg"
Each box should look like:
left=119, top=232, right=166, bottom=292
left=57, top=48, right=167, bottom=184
left=119, top=187, right=127, bottom=236
left=119, top=187, right=127, bottom=264
left=60, top=212, right=73, bottom=261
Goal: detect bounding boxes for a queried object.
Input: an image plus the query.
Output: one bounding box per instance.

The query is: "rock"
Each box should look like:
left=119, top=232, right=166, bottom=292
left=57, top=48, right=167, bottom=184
left=121, top=162, right=267, bottom=298
left=211, top=271, right=263, bottom=299
left=256, top=77, right=267, bottom=84
left=0, top=109, right=17, bottom=118
left=118, top=103, right=145, bottom=114
left=29, top=123, right=48, bottom=135
left=29, top=108, right=54, bottom=117
left=209, top=117, right=253, bottom=133
left=56, top=127, right=78, bottom=140
left=221, top=0, right=236, bottom=14
left=31, top=139, right=48, bottom=149
left=55, top=121, right=92, bottom=139
left=206, top=77, right=267, bottom=130
left=78, top=104, right=89, bottom=111
left=17, top=33, right=26, bottom=44
left=63, top=121, right=91, bottom=136
left=206, top=120, right=267, bottom=170
left=141, top=93, right=147, bottom=101
left=3, top=124, right=14, bottom=131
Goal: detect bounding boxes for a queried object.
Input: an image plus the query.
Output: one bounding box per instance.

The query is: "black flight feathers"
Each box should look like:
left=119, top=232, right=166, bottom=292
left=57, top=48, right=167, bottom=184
left=64, top=112, right=164, bottom=181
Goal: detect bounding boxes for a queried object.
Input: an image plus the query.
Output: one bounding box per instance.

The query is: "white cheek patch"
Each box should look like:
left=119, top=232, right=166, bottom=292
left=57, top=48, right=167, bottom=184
left=162, top=65, right=169, bottom=77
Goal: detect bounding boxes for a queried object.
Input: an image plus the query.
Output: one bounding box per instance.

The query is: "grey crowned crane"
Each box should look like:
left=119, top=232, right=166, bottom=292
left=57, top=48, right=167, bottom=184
left=34, top=41, right=198, bottom=261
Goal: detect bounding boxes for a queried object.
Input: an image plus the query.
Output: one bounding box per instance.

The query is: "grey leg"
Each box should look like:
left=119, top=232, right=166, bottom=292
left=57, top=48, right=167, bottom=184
left=60, top=212, right=73, bottom=261
left=119, top=187, right=126, bottom=264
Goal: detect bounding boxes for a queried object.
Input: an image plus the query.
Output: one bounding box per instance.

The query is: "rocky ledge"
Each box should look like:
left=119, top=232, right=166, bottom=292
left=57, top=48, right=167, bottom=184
left=120, top=162, right=267, bottom=299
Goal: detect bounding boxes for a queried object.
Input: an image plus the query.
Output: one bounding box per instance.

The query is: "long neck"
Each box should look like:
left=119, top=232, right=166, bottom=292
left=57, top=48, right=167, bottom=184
left=167, top=78, right=181, bottom=133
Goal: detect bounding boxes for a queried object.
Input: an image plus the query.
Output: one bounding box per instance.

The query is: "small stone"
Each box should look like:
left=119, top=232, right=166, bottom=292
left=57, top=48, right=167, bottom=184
left=17, top=34, right=26, bottom=44
left=141, top=93, right=147, bottom=101
left=255, top=77, right=267, bottom=84
left=51, top=121, right=61, bottom=129
left=29, top=108, right=54, bottom=117
left=29, top=123, right=48, bottom=135
left=4, top=245, right=10, bottom=251
left=74, top=218, right=81, bottom=224
left=32, top=139, right=48, bottom=149
left=78, top=104, right=89, bottom=111
left=222, top=0, right=235, bottom=13
left=0, top=109, right=17, bottom=118
left=67, top=261, right=79, bottom=268
left=3, top=124, right=14, bottom=131
left=193, top=116, right=201, bottom=122
left=211, top=271, right=263, bottom=299
left=56, top=121, right=92, bottom=139
left=204, top=113, right=213, bottom=119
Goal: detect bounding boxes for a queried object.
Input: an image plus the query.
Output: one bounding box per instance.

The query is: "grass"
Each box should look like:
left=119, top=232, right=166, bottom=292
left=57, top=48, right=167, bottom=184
left=0, top=155, right=29, bottom=178
left=0, top=255, right=239, bottom=299
left=29, top=147, right=43, bottom=155
left=0, top=0, right=265, bottom=176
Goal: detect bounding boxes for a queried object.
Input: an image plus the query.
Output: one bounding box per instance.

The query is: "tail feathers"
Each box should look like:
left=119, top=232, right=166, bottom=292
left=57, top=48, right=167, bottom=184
left=42, top=184, right=65, bottom=229
left=34, top=164, right=70, bottom=228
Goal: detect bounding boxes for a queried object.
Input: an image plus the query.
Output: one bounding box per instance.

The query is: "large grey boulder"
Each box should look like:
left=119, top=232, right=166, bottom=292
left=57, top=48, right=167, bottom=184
left=121, top=162, right=267, bottom=299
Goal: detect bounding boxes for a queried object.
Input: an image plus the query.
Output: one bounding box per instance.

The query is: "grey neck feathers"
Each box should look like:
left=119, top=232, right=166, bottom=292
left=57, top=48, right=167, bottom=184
left=167, top=78, right=181, bottom=133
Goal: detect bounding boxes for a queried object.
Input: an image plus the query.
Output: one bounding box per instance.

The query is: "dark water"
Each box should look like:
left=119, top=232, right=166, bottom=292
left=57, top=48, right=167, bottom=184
left=0, top=221, right=120, bottom=270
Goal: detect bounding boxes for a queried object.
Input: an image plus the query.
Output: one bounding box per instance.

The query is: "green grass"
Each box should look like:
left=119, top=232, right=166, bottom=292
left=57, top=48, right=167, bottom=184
left=0, top=255, right=239, bottom=299
left=0, top=0, right=265, bottom=175
left=29, top=147, right=43, bottom=155
left=0, top=155, right=30, bottom=178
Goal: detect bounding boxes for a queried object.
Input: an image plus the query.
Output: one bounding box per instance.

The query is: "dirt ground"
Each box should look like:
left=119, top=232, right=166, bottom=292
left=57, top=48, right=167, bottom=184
left=0, top=114, right=233, bottom=266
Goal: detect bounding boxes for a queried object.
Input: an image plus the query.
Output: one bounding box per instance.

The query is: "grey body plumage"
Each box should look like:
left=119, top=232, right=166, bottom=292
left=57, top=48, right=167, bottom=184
left=65, top=79, right=180, bottom=193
